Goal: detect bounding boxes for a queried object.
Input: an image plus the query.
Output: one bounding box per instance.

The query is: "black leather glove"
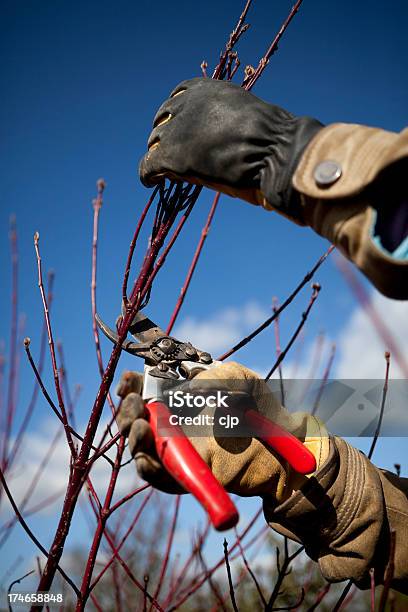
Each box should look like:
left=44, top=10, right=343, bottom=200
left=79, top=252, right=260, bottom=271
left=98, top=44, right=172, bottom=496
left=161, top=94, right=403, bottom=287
left=139, top=77, right=323, bottom=216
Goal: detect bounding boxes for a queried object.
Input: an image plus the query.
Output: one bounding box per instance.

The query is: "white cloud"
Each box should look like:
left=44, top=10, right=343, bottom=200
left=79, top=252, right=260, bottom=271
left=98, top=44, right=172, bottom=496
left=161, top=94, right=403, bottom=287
left=334, top=292, right=408, bottom=379
left=173, top=302, right=268, bottom=355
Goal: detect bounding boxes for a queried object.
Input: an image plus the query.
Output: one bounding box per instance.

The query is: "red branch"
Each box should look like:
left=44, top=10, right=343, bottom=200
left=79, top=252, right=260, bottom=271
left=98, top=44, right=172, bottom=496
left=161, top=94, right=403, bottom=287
left=244, top=0, right=304, bottom=91
left=33, top=233, right=76, bottom=458
left=91, top=179, right=117, bottom=420
left=77, top=436, right=126, bottom=610
left=90, top=488, right=154, bottom=591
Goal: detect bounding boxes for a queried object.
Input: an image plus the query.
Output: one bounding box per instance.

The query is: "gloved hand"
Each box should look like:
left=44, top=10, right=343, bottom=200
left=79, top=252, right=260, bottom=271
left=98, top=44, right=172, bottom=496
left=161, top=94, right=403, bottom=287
left=116, top=362, right=329, bottom=504
left=139, top=77, right=323, bottom=216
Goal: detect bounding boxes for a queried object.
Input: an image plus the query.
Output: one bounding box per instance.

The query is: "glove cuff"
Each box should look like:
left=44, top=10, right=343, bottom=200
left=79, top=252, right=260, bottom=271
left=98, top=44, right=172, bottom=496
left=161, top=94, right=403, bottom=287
left=263, top=436, right=386, bottom=588
left=260, top=116, right=324, bottom=220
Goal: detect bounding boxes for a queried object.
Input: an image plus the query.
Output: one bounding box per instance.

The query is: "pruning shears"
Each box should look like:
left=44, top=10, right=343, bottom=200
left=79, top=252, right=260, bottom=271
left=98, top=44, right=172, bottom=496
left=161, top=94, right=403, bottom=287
left=96, top=310, right=316, bottom=531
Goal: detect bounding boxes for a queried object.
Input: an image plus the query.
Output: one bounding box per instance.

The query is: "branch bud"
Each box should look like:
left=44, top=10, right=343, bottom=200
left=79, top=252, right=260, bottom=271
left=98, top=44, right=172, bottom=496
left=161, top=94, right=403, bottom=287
left=97, top=178, right=106, bottom=193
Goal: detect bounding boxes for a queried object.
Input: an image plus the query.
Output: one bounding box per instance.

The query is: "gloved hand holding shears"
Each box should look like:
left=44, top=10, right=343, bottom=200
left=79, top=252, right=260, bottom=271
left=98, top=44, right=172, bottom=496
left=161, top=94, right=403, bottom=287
left=97, top=310, right=328, bottom=530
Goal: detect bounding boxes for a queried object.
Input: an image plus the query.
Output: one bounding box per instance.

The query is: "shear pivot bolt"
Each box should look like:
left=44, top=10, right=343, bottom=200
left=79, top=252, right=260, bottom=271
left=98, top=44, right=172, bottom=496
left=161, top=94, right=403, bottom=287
left=158, top=338, right=175, bottom=354
left=314, top=160, right=342, bottom=187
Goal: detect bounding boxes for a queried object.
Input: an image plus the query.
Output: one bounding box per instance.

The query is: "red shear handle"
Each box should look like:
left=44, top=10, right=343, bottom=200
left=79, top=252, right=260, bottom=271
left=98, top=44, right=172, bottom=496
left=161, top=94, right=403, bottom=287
left=245, top=409, right=317, bottom=475
left=146, top=401, right=239, bottom=531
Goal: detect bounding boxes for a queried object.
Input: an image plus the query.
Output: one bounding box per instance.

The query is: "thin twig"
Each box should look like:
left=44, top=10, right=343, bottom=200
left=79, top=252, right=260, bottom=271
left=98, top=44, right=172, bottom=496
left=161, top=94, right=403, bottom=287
left=273, top=297, right=285, bottom=405
left=244, top=0, right=304, bottom=91
left=219, top=247, right=333, bottom=361
left=198, top=544, right=228, bottom=611
left=265, top=542, right=304, bottom=611
left=169, top=509, right=263, bottom=610
left=23, top=341, right=114, bottom=466
left=234, top=526, right=267, bottom=606
left=77, top=437, right=126, bottom=610
left=369, top=568, right=375, bottom=612
left=33, top=184, right=195, bottom=598
left=108, top=483, right=151, bottom=515
left=143, top=575, right=150, bottom=612
left=90, top=179, right=120, bottom=421
left=266, top=284, right=321, bottom=380
left=271, top=588, right=305, bottom=611
left=8, top=570, right=35, bottom=611
left=223, top=539, right=239, bottom=612
left=311, top=343, right=336, bottom=416
left=368, top=351, right=391, bottom=460
left=87, top=495, right=163, bottom=611
left=305, top=583, right=331, bottom=611
left=212, top=0, right=253, bottom=80
left=378, top=530, right=396, bottom=612
left=332, top=580, right=353, bottom=612
left=90, top=488, right=154, bottom=591
left=33, top=233, right=76, bottom=458
left=122, top=185, right=159, bottom=306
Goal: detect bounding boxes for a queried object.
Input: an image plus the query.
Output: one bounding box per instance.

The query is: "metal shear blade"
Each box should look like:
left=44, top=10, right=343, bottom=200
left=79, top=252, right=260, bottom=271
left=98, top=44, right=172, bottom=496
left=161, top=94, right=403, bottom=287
left=95, top=311, right=211, bottom=369
left=95, top=313, right=154, bottom=359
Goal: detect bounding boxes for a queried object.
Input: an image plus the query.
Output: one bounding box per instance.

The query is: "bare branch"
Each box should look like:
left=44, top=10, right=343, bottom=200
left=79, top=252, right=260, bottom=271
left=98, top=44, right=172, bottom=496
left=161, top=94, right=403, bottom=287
left=378, top=530, right=396, bottom=612
left=33, top=233, right=76, bottom=458
left=368, top=351, right=391, bottom=460
left=219, top=246, right=334, bottom=361
left=8, top=570, right=35, bottom=610
left=244, top=0, right=304, bottom=90
left=223, top=539, right=239, bottom=612
left=266, top=284, right=321, bottom=380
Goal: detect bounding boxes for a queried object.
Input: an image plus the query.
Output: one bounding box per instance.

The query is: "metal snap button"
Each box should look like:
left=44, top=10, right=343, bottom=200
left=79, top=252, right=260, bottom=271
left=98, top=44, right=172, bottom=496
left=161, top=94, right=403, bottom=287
left=314, top=160, right=342, bottom=187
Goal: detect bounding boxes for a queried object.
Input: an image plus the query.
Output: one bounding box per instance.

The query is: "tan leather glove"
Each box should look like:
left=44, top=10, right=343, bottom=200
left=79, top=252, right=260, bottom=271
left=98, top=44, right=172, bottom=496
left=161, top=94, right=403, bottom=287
left=116, top=362, right=329, bottom=505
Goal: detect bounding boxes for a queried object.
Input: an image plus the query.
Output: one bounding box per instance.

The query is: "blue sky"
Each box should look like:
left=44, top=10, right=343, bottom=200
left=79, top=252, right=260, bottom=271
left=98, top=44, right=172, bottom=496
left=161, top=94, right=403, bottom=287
left=1, top=0, right=407, bottom=594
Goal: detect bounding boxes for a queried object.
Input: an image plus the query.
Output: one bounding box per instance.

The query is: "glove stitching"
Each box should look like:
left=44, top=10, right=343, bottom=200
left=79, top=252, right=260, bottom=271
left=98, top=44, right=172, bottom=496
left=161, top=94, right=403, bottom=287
left=326, top=442, right=366, bottom=541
